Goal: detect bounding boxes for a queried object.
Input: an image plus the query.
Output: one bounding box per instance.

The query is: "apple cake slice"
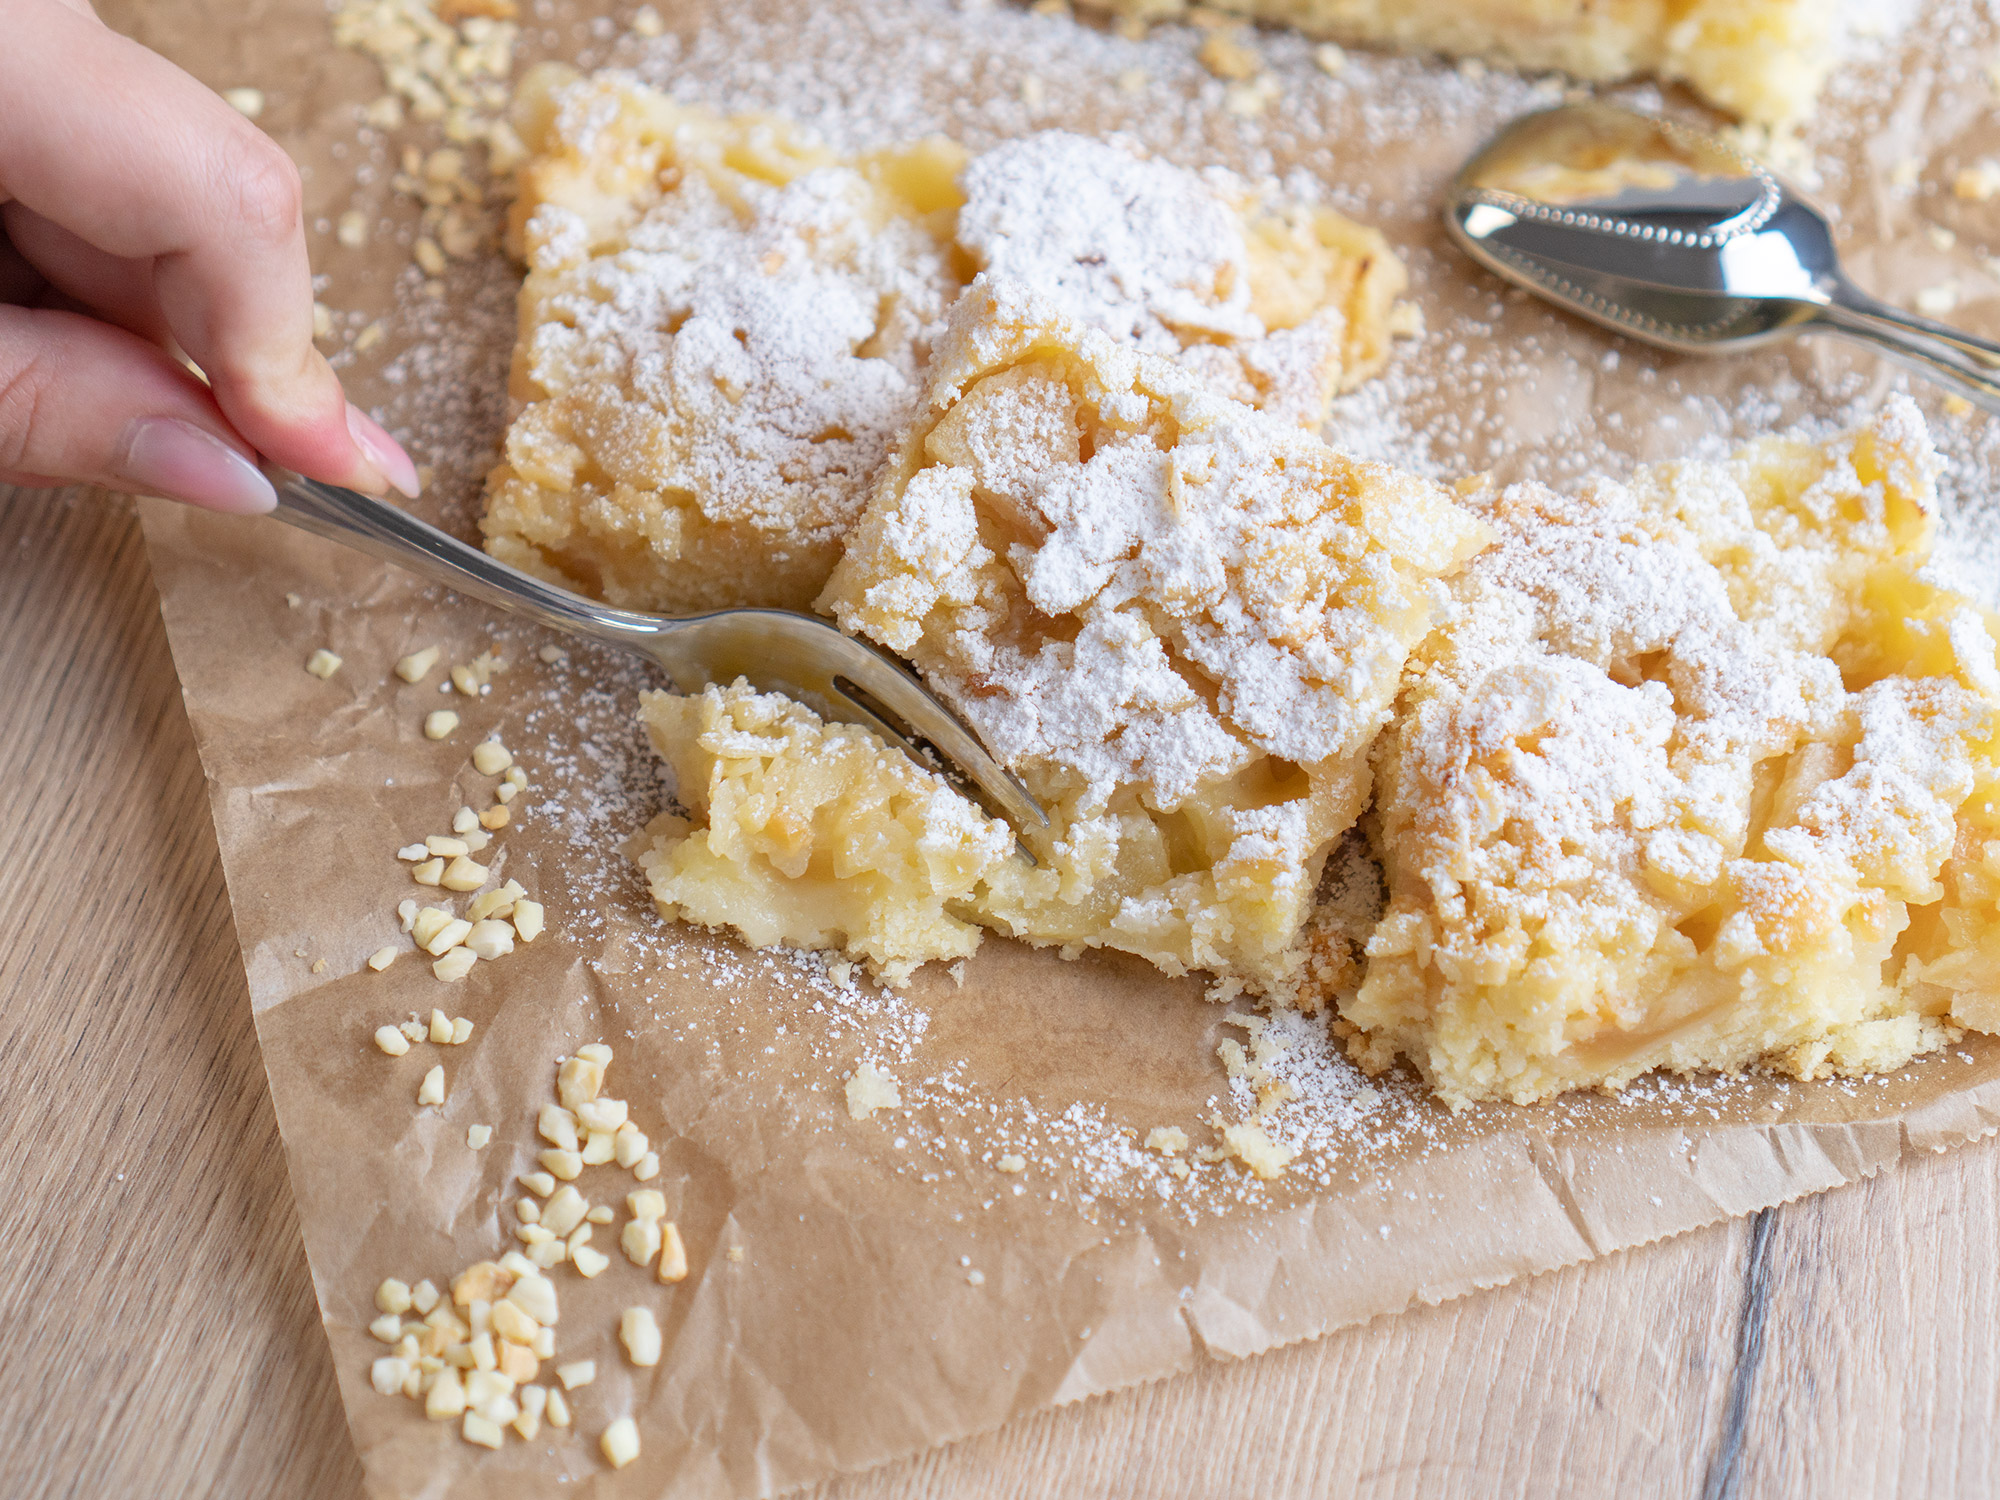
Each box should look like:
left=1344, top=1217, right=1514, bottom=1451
left=636, top=277, right=1485, bottom=992
left=1345, top=397, right=2000, bottom=1108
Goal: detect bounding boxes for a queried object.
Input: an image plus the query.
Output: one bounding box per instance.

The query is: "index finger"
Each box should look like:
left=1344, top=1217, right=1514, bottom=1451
left=0, top=0, right=416, bottom=495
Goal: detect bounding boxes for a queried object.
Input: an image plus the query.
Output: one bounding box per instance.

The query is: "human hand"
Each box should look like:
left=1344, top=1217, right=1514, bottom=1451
left=0, top=0, right=418, bottom=514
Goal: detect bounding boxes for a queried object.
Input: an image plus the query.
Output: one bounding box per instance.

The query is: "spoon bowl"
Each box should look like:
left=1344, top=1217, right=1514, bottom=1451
left=1446, top=101, right=2000, bottom=408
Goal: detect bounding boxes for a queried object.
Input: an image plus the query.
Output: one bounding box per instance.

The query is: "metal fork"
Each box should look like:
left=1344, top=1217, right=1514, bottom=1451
left=268, top=471, right=1048, bottom=841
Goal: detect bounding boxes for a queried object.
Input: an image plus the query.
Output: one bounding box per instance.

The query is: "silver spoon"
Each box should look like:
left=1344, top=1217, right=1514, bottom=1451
left=267, top=470, right=1048, bottom=843
left=1444, top=100, right=2000, bottom=411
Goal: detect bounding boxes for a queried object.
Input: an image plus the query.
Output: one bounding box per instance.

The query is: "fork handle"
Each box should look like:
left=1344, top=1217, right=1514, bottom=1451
left=1817, top=277, right=2000, bottom=414
left=267, top=470, right=672, bottom=650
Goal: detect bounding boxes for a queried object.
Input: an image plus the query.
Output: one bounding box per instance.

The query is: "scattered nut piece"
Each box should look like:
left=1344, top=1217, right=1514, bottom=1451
left=397, top=899, right=419, bottom=932
left=600, top=1416, right=640, bottom=1472
left=506, top=1271, right=559, bottom=1325
left=613, top=1122, right=648, bottom=1168
left=1313, top=41, right=1347, bottom=74
left=540, top=1185, right=587, bottom=1237
left=633, top=1151, right=659, bottom=1182
left=546, top=1388, right=571, bottom=1429
left=465, top=919, right=515, bottom=959
left=374, top=1025, right=410, bottom=1056
left=411, top=1280, right=440, bottom=1315
left=995, top=1154, right=1027, bottom=1173
left=518, top=1171, right=555, bottom=1198
left=1198, top=29, right=1260, bottom=80
left=306, top=649, right=344, bottom=680
left=441, top=855, right=489, bottom=891
left=411, top=908, right=455, bottom=949
left=412, top=857, right=445, bottom=886
left=396, top=646, right=441, bottom=683
left=451, top=1016, right=475, bottom=1045
left=479, top=805, right=510, bottom=830
left=468, top=880, right=525, bottom=921
left=429, top=1008, right=454, bottom=1043
left=367, top=946, right=399, bottom=972
left=557, top=1055, right=605, bottom=1108
left=580, top=1131, right=616, bottom=1166
left=452, top=806, right=480, bottom=834
left=371, top=1356, right=409, bottom=1396
left=426, top=835, right=470, bottom=858
left=312, top=302, right=333, bottom=339
left=585, top=1204, right=614, bottom=1226
left=658, top=1222, right=688, bottom=1283
left=461, top=828, right=491, bottom=853
left=353, top=320, right=387, bottom=354
left=540, top=1147, right=582, bottom=1182
left=417, top=1065, right=446, bottom=1106
left=425, top=1366, right=468, bottom=1420
left=631, top=3, right=663, bottom=36
left=336, top=209, right=369, bottom=249
left=511, top=900, right=545, bottom=942
left=536, top=644, right=565, bottom=664
left=377, top=1278, right=414, bottom=1315
left=466, top=1124, right=493, bottom=1149
left=539, top=1106, right=580, bottom=1152
left=369, top=1313, right=404, bottom=1343
left=493, top=781, right=519, bottom=805
left=845, top=1062, right=900, bottom=1120
left=433, top=947, right=478, bottom=982
left=222, top=86, right=266, bottom=116
left=555, top=1360, right=596, bottom=1391
left=621, top=1218, right=661, bottom=1268
left=726, top=1246, right=744, bottom=1264
left=461, top=1411, right=505, bottom=1449
left=628, top=1191, right=666, bottom=1223
left=424, top=710, right=460, bottom=740
left=572, top=1245, right=610, bottom=1278
left=575, top=1098, right=628, bottom=1133
left=472, top=740, right=514, bottom=775
left=424, top=920, right=472, bottom=958
left=1956, top=160, right=2000, bottom=201
left=619, top=1308, right=662, bottom=1367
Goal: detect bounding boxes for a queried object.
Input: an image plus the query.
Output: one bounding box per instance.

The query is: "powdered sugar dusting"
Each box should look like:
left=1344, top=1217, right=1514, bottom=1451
left=315, top=0, right=2000, bottom=1214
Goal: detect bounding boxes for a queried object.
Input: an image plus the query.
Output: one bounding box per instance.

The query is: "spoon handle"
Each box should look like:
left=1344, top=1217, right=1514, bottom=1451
left=265, top=470, right=674, bottom=651
left=1817, top=278, right=2000, bottom=414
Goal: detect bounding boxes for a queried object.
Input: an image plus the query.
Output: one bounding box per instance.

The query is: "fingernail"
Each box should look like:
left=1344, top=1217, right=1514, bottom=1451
left=115, top=418, right=276, bottom=515
left=346, top=403, right=421, bottom=500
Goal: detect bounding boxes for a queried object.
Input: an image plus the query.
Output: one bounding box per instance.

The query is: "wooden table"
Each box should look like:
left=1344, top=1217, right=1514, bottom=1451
left=6, top=484, right=1997, bottom=1498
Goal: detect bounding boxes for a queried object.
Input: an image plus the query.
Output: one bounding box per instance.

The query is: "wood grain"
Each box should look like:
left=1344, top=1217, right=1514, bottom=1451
left=5, top=481, right=1996, bottom=1498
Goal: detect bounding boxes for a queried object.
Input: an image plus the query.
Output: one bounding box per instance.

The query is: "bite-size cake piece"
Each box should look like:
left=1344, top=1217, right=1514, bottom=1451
left=1345, top=397, right=2000, bottom=1109
left=635, top=277, right=1480, bottom=993
left=635, top=683, right=1016, bottom=987
left=1087, top=0, right=1846, bottom=127
left=482, top=69, right=1408, bottom=613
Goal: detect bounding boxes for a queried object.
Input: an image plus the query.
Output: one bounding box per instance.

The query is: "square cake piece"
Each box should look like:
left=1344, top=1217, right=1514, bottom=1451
left=1086, top=0, right=1844, bottom=127
left=637, top=277, right=1485, bottom=993
left=482, top=70, right=1410, bottom=613
left=1344, top=398, right=2000, bottom=1109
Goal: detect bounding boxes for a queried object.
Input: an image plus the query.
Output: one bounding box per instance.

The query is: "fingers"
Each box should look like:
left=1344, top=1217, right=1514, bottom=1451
left=2, top=204, right=176, bottom=348
left=0, top=0, right=418, bottom=498
left=0, top=304, right=277, bottom=513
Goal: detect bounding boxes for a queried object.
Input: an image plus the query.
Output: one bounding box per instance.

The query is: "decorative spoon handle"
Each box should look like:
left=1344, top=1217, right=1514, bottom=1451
left=1818, top=278, right=2000, bottom=414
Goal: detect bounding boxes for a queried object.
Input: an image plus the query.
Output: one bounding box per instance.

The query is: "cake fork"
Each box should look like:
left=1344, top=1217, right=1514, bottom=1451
left=267, top=469, right=1048, bottom=842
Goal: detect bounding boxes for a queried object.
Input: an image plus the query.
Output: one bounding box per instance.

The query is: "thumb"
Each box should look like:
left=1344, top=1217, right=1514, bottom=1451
left=0, top=302, right=275, bottom=513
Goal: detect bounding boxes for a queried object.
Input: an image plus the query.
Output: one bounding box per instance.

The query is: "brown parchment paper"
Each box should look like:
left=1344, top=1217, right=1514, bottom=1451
left=116, top=0, right=2000, bottom=1494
